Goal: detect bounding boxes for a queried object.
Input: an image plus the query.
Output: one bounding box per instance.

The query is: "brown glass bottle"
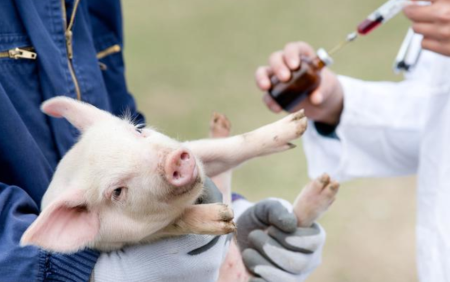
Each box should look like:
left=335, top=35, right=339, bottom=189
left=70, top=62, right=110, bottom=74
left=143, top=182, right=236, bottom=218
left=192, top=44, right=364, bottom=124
left=269, top=48, right=333, bottom=111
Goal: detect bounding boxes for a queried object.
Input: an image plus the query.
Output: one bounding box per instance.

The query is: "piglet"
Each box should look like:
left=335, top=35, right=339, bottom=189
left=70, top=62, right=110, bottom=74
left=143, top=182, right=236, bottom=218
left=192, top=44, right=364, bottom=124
left=21, top=97, right=308, bottom=253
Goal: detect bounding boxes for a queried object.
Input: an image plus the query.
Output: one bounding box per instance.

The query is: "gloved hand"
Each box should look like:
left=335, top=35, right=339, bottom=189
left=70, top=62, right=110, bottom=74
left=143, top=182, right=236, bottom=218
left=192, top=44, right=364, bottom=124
left=91, top=178, right=232, bottom=282
left=236, top=199, right=325, bottom=282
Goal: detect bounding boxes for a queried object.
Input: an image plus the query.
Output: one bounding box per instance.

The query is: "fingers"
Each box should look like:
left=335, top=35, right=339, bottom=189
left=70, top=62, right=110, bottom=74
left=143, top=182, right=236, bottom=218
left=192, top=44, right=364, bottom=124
left=421, top=38, right=450, bottom=56
left=412, top=22, right=450, bottom=41
left=268, top=224, right=324, bottom=254
left=249, top=278, right=267, bottom=282
left=248, top=229, right=312, bottom=274
left=269, top=51, right=292, bottom=82
left=403, top=4, right=437, bottom=23
left=255, top=66, right=274, bottom=91
left=253, top=200, right=297, bottom=233
left=251, top=265, right=298, bottom=282
left=256, top=41, right=316, bottom=109
left=283, top=42, right=316, bottom=70
left=236, top=200, right=295, bottom=251
left=267, top=42, right=316, bottom=83
left=412, top=23, right=437, bottom=39
left=243, top=249, right=297, bottom=282
left=243, top=248, right=273, bottom=273
left=309, top=89, right=325, bottom=106
left=403, top=1, right=450, bottom=56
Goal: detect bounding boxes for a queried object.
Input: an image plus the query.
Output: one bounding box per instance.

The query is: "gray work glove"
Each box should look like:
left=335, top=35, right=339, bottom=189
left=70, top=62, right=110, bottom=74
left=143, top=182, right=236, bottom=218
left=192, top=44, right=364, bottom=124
left=236, top=199, right=326, bottom=282
left=92, top=178, right=231, bottom=282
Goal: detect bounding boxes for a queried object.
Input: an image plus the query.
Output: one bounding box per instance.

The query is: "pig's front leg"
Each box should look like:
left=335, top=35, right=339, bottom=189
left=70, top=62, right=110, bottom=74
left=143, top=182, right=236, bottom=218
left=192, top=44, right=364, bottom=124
left=160, top=204, right=236, bottom=236
left=186, top=110, right=307, bottom=177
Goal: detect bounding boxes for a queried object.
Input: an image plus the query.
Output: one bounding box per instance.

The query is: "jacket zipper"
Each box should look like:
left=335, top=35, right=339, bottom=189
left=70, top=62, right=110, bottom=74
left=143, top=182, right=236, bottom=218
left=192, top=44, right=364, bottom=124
left=61, top=0, right=82, bottom=101
left=0, top=47, right=37, bottom=60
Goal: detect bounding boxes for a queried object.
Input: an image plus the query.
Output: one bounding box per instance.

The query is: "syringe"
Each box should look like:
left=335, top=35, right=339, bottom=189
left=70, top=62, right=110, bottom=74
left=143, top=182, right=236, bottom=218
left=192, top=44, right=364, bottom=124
left=328, top=32, right=358, bottom=56
left=327, top=0, right=411, bottom=56
left=357, top=0, right=408, bottom=35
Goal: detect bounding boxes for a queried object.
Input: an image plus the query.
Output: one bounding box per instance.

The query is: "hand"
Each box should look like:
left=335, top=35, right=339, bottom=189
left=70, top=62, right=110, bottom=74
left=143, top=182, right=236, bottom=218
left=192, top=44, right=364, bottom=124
left=92, top=178, right=231, bottom=282
left=255, top=42, right=344, bottom=125
left=236, top=199, right=325, bottom=282
left=404, top=0, right=450, bottom=56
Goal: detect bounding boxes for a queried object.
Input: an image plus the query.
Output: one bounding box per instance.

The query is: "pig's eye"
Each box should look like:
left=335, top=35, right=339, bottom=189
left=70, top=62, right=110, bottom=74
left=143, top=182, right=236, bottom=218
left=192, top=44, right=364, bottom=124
left=135, top=124, right=145, bottom=134
left=112, top=187, right=123, bottom=200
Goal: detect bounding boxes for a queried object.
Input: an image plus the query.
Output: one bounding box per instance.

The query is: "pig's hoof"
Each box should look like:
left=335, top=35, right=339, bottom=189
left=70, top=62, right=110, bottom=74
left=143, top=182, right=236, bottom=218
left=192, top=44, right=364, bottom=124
left=218, top=203, right=234, bottom=222
left=286, top=109, right=307, bottom=138
left=221, top=221, right=236, bottom=234
left=213, top=204, right=236, bottom=234
left=210, top=113, right=231, bottom=138
left=294, top=173, right=339, bottom=227
left=257, top=109, right=307, bottom=154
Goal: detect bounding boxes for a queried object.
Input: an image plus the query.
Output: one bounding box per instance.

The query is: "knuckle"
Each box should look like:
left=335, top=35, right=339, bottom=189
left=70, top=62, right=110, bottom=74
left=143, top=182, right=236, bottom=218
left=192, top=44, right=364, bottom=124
left=411, top=23, right=421, bottom=33
left=269, top=51, right=282, bottom=64
left=439, top=27, right=450, bottom=39
left=273, top=64, right=287, bottom=75
left=284, top=42, right=299, bottom=51
left=421, top=39, right=432, bottom=49
left=255, top=66, right=267, bottom=76
left=437, top=7, right=450, bottom=23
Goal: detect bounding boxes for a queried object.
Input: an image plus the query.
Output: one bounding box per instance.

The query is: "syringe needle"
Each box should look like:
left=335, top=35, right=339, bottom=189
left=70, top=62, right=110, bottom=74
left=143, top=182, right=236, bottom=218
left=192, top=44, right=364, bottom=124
left=328, top=32, right=358, bottom=56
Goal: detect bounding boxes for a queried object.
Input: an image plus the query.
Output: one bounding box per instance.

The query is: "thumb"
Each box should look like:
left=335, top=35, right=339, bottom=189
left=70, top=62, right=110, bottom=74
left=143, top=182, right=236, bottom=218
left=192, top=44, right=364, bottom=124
left=236, top=200, right=297, bottom=251
left=253, top=200, right=297, bottom=233
left=309, top=90, right=324, bottom=105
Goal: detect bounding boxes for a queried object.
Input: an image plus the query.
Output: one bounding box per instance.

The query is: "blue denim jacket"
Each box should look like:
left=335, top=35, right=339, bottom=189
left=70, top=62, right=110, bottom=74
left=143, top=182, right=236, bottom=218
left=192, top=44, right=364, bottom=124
left=0, top=0, right=144, bottom=281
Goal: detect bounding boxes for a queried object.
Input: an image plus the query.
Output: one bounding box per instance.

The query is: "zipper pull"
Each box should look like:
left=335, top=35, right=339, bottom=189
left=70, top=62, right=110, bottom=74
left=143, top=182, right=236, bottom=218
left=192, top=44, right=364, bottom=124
left=65, top=30, right=73, bottom=59
left=8, top=48, right=37, bottom=60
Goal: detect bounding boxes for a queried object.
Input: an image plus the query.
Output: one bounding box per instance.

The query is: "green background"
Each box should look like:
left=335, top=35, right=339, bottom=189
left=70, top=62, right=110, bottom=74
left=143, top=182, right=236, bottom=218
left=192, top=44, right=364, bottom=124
left=122, top=1, right=417, bottom=281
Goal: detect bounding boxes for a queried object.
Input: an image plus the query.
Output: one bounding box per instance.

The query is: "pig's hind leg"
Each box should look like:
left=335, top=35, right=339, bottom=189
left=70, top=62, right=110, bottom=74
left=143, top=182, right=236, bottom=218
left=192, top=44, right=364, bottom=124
left=186, top=110, right=307, bottom=177
left=294, top=173, right=339, bottom=227
left=160, top=204, right=236, bottom=236
left=209, top=113, right=232, bottom=205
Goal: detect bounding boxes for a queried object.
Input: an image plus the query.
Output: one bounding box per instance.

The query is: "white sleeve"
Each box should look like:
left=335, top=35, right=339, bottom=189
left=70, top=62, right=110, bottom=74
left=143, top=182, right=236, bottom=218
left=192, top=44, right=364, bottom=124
left=92, top=234, right=230, bottom=282
left=303, top=75, right=438, bottom=182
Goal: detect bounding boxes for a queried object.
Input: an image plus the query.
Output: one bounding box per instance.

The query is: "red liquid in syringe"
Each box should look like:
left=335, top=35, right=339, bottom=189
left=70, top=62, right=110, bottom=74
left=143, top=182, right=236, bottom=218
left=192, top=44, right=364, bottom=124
left=357, top=18, right=383, bottom=35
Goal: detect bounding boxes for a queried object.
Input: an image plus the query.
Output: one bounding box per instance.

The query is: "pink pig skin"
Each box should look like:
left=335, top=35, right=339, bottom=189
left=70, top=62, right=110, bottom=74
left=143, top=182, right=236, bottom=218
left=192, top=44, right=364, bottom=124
left=21, top=97, right=308, bottom=259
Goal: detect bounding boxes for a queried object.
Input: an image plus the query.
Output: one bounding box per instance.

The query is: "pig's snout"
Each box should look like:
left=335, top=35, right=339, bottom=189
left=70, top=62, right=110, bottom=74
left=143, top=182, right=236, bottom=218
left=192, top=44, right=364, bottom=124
left=165, top=149, right=198, bottom=187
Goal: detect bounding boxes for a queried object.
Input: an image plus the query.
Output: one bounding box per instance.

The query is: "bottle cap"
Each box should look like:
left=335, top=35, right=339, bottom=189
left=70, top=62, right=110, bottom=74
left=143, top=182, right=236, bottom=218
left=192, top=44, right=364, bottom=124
left=317, top=48, right=333, bottom=66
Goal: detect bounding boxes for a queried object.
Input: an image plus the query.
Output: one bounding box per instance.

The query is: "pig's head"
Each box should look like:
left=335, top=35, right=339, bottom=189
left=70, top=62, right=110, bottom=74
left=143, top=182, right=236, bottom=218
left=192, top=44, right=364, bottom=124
left=21, top=97, right=205, bottom=253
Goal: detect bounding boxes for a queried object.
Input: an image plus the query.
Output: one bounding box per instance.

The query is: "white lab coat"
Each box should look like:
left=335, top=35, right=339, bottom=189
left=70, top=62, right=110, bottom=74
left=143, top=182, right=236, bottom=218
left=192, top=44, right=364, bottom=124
left=303, top=47, right=450, bottom=281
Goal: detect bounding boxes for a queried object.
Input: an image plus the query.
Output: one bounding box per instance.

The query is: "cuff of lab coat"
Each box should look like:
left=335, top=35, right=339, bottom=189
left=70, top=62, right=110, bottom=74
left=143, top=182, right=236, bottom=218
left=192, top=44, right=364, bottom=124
left=302, top=75, right=368, bottom=181
left=303, top=120, right=344, bottom=181
left=39, top=249, right=99, bottom=282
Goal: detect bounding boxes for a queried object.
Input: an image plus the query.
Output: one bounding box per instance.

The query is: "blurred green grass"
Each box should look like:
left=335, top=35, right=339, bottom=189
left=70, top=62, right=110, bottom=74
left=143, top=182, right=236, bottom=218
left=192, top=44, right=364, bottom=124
left=122, top=1, right=417, bottom=281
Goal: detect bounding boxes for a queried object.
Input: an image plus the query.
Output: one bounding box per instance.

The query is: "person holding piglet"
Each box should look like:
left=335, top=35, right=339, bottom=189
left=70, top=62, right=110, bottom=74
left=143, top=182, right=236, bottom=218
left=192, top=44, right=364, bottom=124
left=0, top=0, right=327, bottom=281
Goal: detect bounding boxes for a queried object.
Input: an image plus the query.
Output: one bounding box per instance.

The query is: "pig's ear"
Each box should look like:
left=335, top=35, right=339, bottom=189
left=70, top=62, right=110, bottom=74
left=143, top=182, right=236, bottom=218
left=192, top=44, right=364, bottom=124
left=41, top=96, right=111, bottom=132
left=21, top=189, right=100, bottom=253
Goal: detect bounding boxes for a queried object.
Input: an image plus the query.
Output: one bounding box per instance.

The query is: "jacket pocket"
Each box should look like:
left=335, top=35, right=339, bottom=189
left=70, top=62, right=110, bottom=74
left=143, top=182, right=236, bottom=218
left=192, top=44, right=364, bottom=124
left=97, top=44, right=121, bottom=60
left=96, top=44, right=121, bottom=70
